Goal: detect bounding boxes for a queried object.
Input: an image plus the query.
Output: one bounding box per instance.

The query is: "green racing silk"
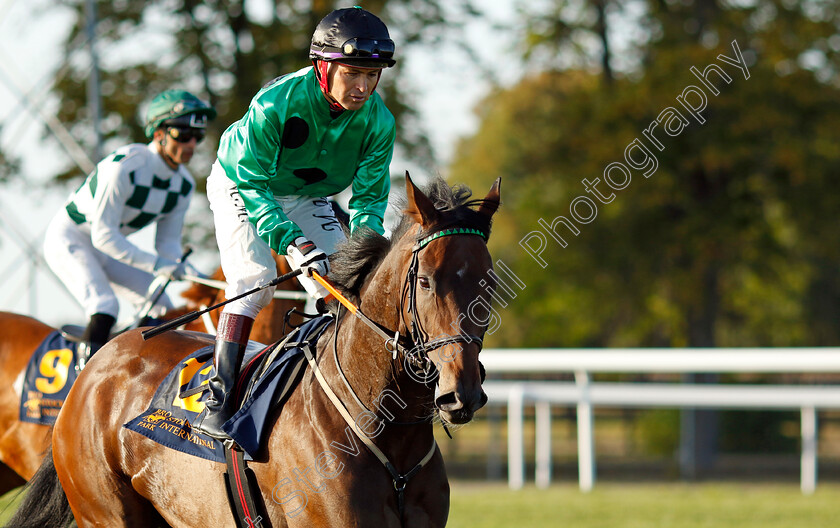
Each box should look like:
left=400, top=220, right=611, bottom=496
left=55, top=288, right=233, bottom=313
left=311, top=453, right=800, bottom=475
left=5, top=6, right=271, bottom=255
left=216, top=66, right=396, bottom=253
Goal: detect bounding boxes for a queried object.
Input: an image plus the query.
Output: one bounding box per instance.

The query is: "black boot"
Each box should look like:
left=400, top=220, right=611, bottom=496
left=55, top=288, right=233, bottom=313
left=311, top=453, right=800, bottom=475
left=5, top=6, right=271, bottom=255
left=194, top=313, right=253, bottom=440
left=77, top=313, right=116, bottom=371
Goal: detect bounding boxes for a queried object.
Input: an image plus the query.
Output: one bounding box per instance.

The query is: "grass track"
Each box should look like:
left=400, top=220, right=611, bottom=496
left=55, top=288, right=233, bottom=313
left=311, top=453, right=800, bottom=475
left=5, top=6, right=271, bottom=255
left=3, top=481, right=838, bottom=527
left=447, top=482, right=840, bottom=528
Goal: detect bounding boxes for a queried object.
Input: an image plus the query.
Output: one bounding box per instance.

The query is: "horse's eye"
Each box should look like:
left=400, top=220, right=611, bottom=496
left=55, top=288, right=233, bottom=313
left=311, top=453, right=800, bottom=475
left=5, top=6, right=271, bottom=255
left=418, top=276, right=431, bottom=290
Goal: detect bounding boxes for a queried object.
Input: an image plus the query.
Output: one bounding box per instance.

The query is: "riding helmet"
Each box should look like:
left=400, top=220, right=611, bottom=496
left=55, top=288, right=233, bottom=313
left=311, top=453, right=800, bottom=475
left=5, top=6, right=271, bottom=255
left=309, top=7, right=396, bottom=68
left=144, top=90, right=217, bottom=138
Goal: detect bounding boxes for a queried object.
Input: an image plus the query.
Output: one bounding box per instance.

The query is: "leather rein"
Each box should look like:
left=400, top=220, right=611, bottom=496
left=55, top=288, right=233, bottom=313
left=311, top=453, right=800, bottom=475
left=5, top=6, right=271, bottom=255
left=306, top=226, right=489, bottom=517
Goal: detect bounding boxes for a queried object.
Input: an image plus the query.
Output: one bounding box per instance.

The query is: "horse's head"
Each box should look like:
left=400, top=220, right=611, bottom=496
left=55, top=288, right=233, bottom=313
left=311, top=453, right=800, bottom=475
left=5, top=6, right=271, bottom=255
left=400, top=173, right=501, bottom=425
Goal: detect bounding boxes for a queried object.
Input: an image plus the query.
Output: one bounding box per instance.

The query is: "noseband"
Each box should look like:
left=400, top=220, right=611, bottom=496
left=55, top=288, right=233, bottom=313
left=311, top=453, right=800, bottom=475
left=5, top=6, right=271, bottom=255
left=307, top=225, right=491, bottom=517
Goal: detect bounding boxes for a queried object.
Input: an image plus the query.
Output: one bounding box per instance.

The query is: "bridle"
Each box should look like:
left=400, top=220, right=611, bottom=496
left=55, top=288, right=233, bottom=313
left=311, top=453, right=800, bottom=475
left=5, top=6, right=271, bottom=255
left=397, top=226, right=488, bottom=379
left=304, top=225, right=491, bottom=516
left=315, top=225, right=489, bottom=369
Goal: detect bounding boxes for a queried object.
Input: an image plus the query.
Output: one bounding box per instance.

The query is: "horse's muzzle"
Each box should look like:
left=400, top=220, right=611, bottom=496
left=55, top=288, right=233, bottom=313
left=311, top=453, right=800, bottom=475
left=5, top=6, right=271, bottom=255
left=434, top=386, right=488, bottom=424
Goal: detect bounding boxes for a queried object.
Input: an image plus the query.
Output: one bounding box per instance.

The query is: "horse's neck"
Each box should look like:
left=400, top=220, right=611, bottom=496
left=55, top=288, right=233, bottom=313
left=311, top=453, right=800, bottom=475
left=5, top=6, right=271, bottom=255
left=330, top=248, right=432, bottom=423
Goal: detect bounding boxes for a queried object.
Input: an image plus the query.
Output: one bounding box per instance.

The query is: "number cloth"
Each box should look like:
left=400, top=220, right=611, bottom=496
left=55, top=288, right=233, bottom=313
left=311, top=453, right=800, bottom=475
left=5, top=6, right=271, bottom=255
left=18, top=331, right=79, bottom=425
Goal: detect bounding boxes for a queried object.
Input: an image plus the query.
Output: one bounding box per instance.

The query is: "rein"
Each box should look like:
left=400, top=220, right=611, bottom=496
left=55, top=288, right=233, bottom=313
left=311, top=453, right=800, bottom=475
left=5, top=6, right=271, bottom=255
left=311, top=226, right=488, bottom=368
left=301, top=339, right=436, bottom=517
left=305, top=225, right=489, bottom=517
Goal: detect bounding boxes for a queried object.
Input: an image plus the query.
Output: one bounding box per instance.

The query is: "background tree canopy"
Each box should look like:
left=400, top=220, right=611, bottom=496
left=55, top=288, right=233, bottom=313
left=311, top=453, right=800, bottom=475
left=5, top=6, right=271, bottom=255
left=46, top=0, right=483, bottom=182
left=450, top=0, right=840, bottom=350
left=4, top=0, right=839, bottom=352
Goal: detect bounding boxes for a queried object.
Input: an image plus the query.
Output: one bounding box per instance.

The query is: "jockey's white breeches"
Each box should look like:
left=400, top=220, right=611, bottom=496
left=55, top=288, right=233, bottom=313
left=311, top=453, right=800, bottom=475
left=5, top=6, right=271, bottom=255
left=43, top=211, right=173, bottom=319
left=206, top=161, right=346, bottom=320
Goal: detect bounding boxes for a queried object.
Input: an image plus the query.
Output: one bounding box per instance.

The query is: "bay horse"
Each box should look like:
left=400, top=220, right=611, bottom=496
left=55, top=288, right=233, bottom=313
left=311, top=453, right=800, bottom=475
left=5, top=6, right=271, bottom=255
left=0, top=258, right=303, bottom=494
left=8, top=174, right=501, bottom=527
left=0, top=313, right=54, bottom=492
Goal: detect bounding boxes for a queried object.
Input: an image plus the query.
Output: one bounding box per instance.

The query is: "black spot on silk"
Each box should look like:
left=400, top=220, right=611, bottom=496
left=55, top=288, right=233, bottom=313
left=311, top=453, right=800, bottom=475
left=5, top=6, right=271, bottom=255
left=293, top=168, right=328, bottom=185
left=282, top=117, right=309, bottom=149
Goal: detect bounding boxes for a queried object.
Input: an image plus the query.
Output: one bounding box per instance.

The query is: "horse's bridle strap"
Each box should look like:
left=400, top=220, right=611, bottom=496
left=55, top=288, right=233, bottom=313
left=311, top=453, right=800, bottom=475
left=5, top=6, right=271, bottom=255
left=302, top=340, right=436, bottom=513
left=312, top=272, right=412, bottom=354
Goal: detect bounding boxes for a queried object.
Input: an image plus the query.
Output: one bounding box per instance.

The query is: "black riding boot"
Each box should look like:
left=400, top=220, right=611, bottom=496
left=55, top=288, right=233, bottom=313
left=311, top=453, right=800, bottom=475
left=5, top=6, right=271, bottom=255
left=195, top=313, right=254, bottom=440
left=77, top=313, right=116, bottom=371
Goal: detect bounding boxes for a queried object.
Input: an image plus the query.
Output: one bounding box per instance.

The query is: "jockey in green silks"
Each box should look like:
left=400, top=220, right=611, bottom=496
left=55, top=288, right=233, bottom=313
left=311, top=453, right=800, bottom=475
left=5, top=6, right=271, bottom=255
left=197, top=7, right=397, bottom=439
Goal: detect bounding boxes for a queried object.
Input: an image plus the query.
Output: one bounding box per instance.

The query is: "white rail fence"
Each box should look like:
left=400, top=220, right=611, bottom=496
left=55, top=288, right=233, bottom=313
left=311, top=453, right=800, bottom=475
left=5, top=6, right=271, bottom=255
left=480, top=348, right=840, bottom=495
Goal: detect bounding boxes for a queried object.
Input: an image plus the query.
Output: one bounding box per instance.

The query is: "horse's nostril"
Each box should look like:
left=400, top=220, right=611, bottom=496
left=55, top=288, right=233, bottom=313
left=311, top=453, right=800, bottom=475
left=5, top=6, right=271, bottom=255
left=435, top=391, right=461, bottom=411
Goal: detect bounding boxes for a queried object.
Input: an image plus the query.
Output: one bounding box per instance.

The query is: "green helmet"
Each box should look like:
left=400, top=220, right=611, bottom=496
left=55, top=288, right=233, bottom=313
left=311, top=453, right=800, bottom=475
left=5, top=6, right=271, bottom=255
left=144, top=90, right=217, bottom=138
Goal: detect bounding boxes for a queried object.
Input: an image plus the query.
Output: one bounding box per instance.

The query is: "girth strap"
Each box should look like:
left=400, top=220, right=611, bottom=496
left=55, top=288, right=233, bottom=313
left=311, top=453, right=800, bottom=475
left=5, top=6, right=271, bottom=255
left=302, top=343, right=437, bottom=517
left=224, top=447, right=267, bottom=528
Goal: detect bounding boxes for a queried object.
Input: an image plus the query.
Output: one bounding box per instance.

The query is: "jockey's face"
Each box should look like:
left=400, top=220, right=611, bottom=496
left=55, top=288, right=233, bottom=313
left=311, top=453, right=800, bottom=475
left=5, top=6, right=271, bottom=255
left=154, top=126, right=199, bottom=169
left=328, top=63, right=382, bottom=111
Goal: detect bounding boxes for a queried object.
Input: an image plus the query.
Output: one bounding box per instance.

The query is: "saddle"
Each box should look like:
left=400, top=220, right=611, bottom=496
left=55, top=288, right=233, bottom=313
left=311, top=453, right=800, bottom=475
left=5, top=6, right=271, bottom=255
left=123, top=315, right=334, bottom=462
left=59, top=324, right=123, bottom=343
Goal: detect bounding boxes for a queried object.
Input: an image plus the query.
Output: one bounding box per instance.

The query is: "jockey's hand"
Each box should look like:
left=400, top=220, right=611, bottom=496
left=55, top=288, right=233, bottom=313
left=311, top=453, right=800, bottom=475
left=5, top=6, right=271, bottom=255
left=287, top=237, right=330, bottom=278
left=153, top=257, right=188, bottom=280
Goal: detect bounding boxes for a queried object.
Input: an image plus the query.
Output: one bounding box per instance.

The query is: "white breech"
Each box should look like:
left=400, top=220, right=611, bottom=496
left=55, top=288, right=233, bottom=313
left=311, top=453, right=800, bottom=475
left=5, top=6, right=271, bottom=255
left=206, top=161, right=347, bottom=319
left=43, top=211, right=173, bottom=320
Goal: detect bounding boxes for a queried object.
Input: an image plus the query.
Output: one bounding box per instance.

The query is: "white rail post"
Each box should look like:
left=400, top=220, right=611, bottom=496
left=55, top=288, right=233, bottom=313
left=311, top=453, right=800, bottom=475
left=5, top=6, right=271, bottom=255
left=535, top=400, right=551, bottom=488
left=801, top=406, right=817, bottom=495
left=508, top=384, right=525, bottom=489
left=575, top=370, right=595, bottom=492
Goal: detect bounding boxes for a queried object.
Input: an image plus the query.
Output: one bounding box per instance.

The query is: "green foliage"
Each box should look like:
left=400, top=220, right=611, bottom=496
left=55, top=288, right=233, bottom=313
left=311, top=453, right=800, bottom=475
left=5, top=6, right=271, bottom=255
left=451, top=0, right=840, bottom=349
left=718, top=410, right=799, bottom=453
left=48, top=0, right=481, bottom=182
left=635, top=409, right=680, bottom=456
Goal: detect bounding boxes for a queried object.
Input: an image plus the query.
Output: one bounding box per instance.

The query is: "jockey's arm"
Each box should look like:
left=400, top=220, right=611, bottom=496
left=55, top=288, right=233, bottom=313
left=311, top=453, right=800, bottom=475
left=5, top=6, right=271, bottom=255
left=218, top=103, right=305, bottom=254
left=348, top=116, right=395, bottom=237
left=154, top=181, right=192, bottom=263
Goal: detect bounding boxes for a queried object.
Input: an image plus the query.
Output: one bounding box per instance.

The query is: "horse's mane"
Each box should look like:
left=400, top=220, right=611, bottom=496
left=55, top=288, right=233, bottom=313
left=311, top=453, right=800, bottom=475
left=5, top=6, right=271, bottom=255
left=329, top=177, right=495, bottom=301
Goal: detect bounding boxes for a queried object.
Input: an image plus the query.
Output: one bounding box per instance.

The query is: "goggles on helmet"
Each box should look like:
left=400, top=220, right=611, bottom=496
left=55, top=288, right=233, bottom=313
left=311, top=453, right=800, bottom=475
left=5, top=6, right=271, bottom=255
left=165, top=126, right=205, bottom=143
left=311, top=38, right=396, bottom=66
left=162, top=113, right=209, bottom=129
left=340, top=38, right=394, bottom=60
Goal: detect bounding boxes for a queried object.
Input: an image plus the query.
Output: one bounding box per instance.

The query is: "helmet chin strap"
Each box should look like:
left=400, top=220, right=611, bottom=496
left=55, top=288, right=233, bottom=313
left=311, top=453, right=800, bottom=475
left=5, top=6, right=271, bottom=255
left=314, top=60, right=346, bottom=112
left=156, top=134, right=179, bottom=169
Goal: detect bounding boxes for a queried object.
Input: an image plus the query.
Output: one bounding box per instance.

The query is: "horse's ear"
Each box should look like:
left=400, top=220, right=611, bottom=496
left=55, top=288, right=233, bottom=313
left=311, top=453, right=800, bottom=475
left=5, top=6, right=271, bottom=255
left=404, top=171, right=439, bottom=226
left=478, top=177, right=501, bottom=219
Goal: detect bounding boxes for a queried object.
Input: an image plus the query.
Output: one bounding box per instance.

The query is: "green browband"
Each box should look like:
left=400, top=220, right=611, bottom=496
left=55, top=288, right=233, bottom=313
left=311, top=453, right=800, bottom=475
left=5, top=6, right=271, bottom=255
left=415, top=227, right=488, bottom=250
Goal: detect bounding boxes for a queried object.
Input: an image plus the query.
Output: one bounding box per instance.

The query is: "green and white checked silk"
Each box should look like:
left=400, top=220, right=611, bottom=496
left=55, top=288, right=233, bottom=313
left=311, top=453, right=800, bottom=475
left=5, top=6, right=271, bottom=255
left=61, top=143, right=194, bottom=272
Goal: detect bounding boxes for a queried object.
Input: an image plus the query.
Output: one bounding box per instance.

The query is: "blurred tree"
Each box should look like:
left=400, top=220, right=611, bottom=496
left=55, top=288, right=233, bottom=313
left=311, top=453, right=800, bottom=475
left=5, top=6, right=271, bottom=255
left=47, top=0, right=481, bottom=182
left=0, top=125, right=19, bottom=183
left=450, top=0, right=840, bottom=476
left=455, top=0, right=840, bottom=349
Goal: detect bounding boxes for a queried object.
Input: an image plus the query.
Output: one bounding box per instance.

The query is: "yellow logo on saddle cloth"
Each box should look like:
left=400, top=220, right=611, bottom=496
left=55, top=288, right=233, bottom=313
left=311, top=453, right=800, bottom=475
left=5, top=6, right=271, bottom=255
left=135, top=409, right=217, bottom=450
left=171, top=356, right=213, bottom=414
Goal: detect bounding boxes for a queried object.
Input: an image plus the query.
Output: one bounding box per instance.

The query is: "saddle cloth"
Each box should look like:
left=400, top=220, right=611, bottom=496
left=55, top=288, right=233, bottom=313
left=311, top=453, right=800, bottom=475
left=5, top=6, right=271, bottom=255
left=123, top=315, right=333, bottom=462
left=18, top=332, right=80, bottom=425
